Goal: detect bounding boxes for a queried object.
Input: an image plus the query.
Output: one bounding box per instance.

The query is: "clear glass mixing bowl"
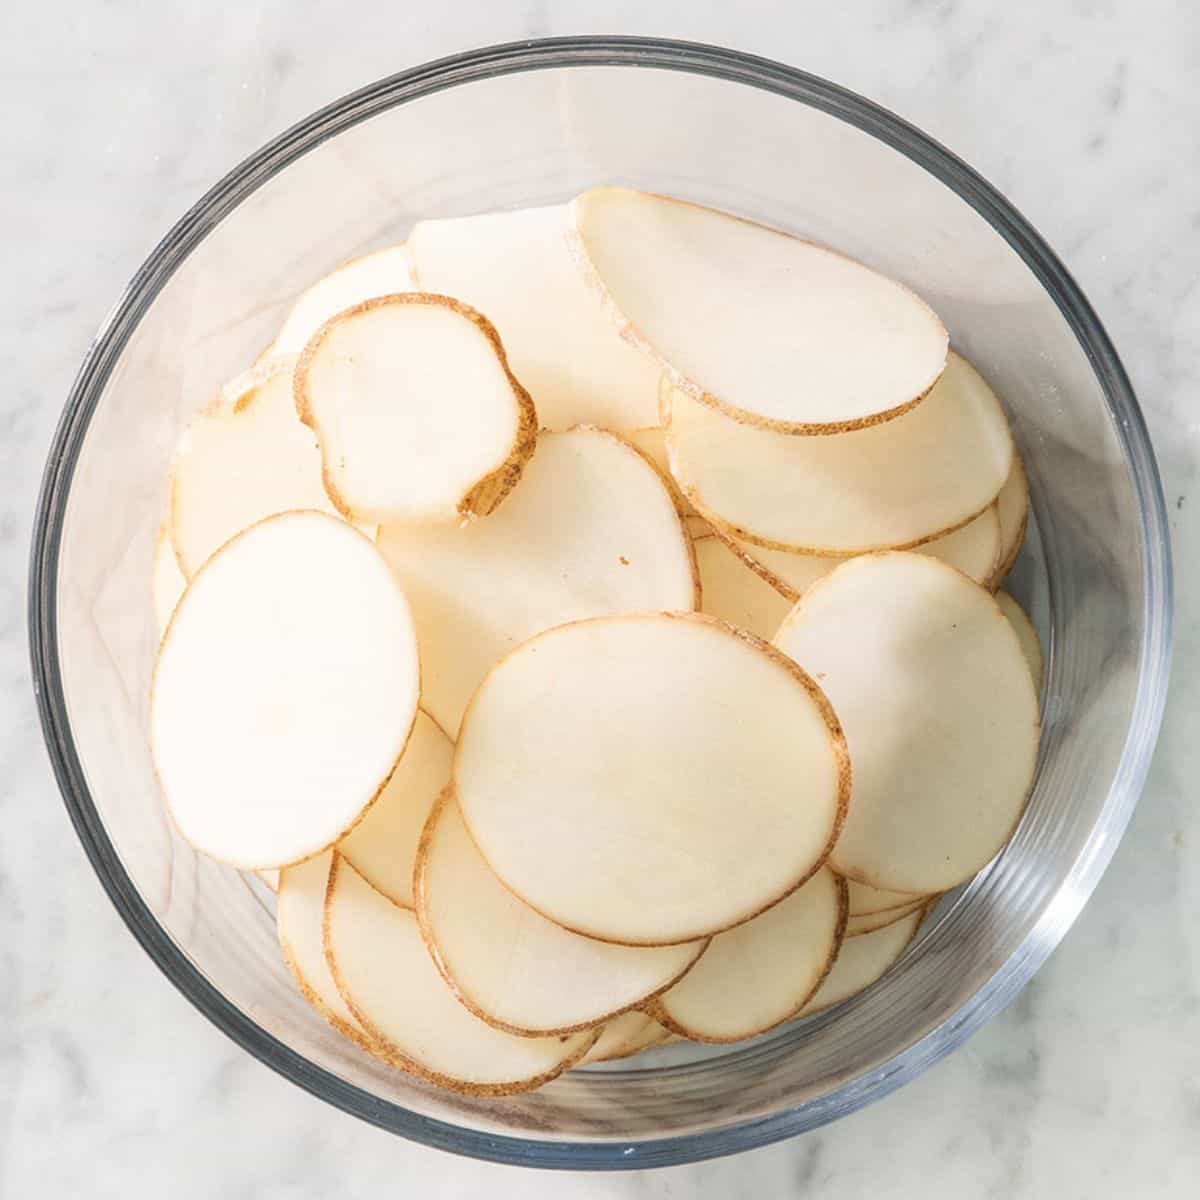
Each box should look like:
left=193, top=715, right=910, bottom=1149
left=29, top=37, right=1172, bottom=1169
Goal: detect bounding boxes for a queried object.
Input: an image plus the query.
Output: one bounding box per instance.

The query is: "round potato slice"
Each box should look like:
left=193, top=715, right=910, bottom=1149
left=664, top=352, right=1013, bottom=555
left=625, top=426, right=699, bottom=518
left=455, top=613, right=849, bottom=946
left=169, top=358, right=342, bottom=577
left=990, top=456, right=1030, bottom=588
left=377, top=428, right=697, bottom=736
left=845, top=879, right=925, bottom=918
left=338, top=710, right=453, bottom=908
left=325, top=856, right=595, bottom=1095
left=774, top=553, right=1039, bottom=894
left=152, top=523, right=186, bottom=637
left=568, top=187, right=948, bottom=433
left=272, top=244, right=414, bottom=357
left=151, top=512, right=420, bottom=868
left=651, top=867, right=844, bottom=1042
left=296, top=294, right=537, bottom=525
left=694, top=535, right=791, bottom=641
left=727, top=504, right=1001, bottom=603
left=577, top=1011, right=664, bottom=1066
left=276, top=850, right=375, bottom=1052
left=996, top=591, right=1044, bottom=691
left=844, top=900, right=926, bottom=937
left=416, top=791, right=707, bottom=1035
left=408, top=206, right=660, bottom=430
left=801, top=905, right=925, bottom=1015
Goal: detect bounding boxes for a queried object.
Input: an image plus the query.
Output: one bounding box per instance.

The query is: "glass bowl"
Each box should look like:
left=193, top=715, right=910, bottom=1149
left=28, top=37, right=1172, bottom=1169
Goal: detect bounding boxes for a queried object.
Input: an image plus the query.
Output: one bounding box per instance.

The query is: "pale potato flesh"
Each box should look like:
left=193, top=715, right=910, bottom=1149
left=455, top=614, right=847, bottom=945
left=991, top=455, right=1030, bottom=586
left=996, top=591, right=1044, bottom=690
left=844, top=900, right=926, bottom=937
left=845, top=879, right=926, bottom=917
left=152, top=524, right=186, bottom=637
left=694, top=535, right=791, bottom=640
left=577, top=1011, right=662, bottom=1065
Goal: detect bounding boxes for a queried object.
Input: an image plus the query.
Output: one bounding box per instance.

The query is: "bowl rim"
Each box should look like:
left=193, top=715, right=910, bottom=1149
left=28, top=35, right=1173, bottom=1170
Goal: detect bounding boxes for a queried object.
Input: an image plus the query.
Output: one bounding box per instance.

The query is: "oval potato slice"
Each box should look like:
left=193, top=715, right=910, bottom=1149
left=325, top=856, right=595, bottom=1094
left=774, top=553, right=1039, bottom=894
left=845, top=878, right=925, bottom=918
left=151, top=512, right=419, bottom=868
left=152, top=523, right=186, bottom=637
left=844, top=899, right=926, bottom=937
left=664, top=352, right=1014, bottom=555
left=727, top=503, right=1001, bottom=602
left=338, top=710, right=453, bottom=909
left=455, top=613, right=849, bottom=946
left=996, top=591, right=1044, bottom=690
left=990, top=455, right=1030, bottom=588
left=694, top=535, right=791, bottom=640
left=568, top=187, right=948, bottom=433
left=624, top=426, right=699, bottom=518
left=408, top=206, right=661, bottom=430
left=577, top=1011, right=664, bottom=1066
left=169, top=358, right=342, bottom=577
left=651, top=867, right=844, bottom=1042
left=296, top=294, right=537, bottom=525
left=415, top=792, right=707, bottom=1035
left=377, top=428, right=697, bottom=736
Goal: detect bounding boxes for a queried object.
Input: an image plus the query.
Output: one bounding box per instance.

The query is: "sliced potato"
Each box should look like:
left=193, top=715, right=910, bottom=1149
left=990, top=455, right=1030, bottom=587
left=651, top=868, right=844, bottom=1042
left=276, top=850, right=374, bottom=1052
left=455, top=613, right=848, bottom=946
left=845, top=900, right=925, bottom=937
left=325, top=856, right=595, bottom=1094
left=577, top=1012, right=668, bottom=1065
left=255, top=869, right=280, bottom=892
left=625, top=426, right=699, bottom=518
left=338, top=711, right=453, bottom=908
left=408, top=205, right=660, bottom=430
left=664, top=352, right=1013, bottom=555
left=272, top=244, right=414, bottom=357
left=169, top=358, right=341, bottom=577
left=295, top=294, right=537, bottom=525
left=416, top=792, right=706, bottom=1035
left=377, top=428, right=697, bottom=735
left=568, top=187, right=948, bottom=433
left=845, top=879, right=925, bottom=918
left=801, top=905, right=925, bottom=1015
left=151, top=512, right=419, bottom=868
left=996, top=591, right=1044, bottom=690
left=774, top=553, right=1038, bottom=894
left=694, top=535, right=791, bottom=640
left=728, top=503, right=1001, bottom=602
left=152, top=523, right=186, bottom=636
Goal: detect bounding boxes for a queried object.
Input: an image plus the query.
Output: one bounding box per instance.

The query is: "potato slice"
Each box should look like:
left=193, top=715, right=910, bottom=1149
left=577, top=1011, right=664, bottom=1065
left=845, top=900, right=926, bottom=937
left=415, top=792, right=706, bottom=1035
left=801, top=905, right=925, bottom=1015
left=377, top=429, right=697, bottom=735
left=845, top=879, right=925, bottom=918
left=727, top=503, right=1001, bottom=602
left=408, top=206, right=660, bottom=430
left=996, top=591, right=1044, bottom=690
left=664, top=352, right=1013, bottom=555
left=568, top=187, right=948, bottom=433
left=255, top=869, right=280, bottom=892
left=276, top=850, right=375, bottom=1052
left=694, top=535, right=791, bottom=640
left=169, top=358, right=341, bottom=577
left=152, top=523, right=186, bottom=636
left=338, top=711, right=453, bottom=908
left=990, top=455, right=1030, bottom=588
left=151, top=512, right=419, bottom=868
left=272, top=245, right=413, bottom=357
left=774, top=553, right=1039, bottom=894
left=455, top=613, right=848, bottom=946
left=625, top=426, right=699, bottom=518
left=650, top=868, right=844, bottom=1042
left=296, top=294, right=537, bottom=525
left=325, top=856, right=596, bottom=1094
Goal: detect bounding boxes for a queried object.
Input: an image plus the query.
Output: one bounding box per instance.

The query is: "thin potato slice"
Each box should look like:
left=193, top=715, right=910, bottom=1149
left=728, top=504, right=1001, bottom=602
left=577, top=1012, right=663, bottom=1065
left=568, top=188, right=948, bottom=433
left=338, top=711, right=453, bottom=908
left=169, top=358, right=341, bottom=577
left=844, top=900, right=925, bottom=937
left=276, top=850, right=374, bottom=1052
left=996, top=591, right=1044, bottom=690
left=272, top=245, right=414, bottom=357
left=255, top=869, right=280, bottom=892
left=455, top=614, right=849, bottom=946
left=325, top=856, right=596, bottom=1094
left=377, top=429, right=697, bottom=735
left=694, top=535, right=791, bottom=640
left=845, top=879, right=925, bottom=918
left=774, top=553, right=1039, bottom=894
left=625, top=426, right=699, bottom=518
left=408, top=206, right=660, bottom=430
left=990, top=456, right=1030, bottom=587
left=296, top=294, right=537, bottom=524
left=152, top=523, right=186, bottom=636
left=664, top=353, right=1013, bottom=555
left=415, top=793, right=707, bottom=1035
left=151, top=513, right=419, bottom=868
left=651, top=868, right=844, bottom=1042
left=801, top=905, right=925, bottom=1015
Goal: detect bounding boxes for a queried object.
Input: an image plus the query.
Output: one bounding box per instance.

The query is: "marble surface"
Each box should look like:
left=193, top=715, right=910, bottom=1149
left=3, top=2, right=1198, bottom=1195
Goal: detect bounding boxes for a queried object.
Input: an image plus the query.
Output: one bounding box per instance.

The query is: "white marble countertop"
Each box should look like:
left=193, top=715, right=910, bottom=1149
left=4, top=2, right=1198, bottom=1196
